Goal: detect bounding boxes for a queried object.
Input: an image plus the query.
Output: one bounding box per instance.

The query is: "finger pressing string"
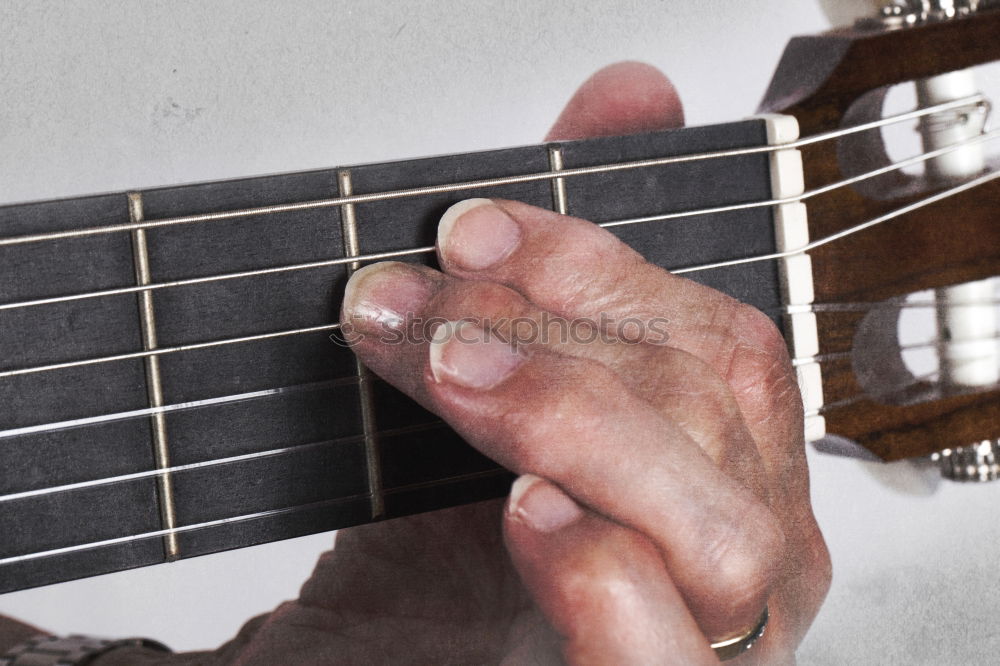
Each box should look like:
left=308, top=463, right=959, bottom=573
left=423, top=319, right=785, bottom=641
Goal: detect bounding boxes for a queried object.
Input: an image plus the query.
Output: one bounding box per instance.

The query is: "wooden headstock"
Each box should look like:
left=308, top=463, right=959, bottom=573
left=761, top=9, right=1000, bottom=460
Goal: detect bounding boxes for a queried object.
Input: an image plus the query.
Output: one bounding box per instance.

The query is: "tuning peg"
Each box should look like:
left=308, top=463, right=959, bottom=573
left=822, top=1, right=1000, bottom=29
left=817, top=0, right=886, bottom=27
left=933, top=439, right=1000, bottom=482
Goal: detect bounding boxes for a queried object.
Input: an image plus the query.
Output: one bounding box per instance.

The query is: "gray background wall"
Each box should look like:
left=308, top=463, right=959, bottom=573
left=1, top=1, right=999, bottom=663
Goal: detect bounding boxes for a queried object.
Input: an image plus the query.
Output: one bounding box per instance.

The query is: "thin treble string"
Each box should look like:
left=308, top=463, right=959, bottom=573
left=4, top=124, right=999, bottom=315
left=9, top=344, right=998, bottom=507
left=0, top=466, right=512, bottom=567
left=788, top=298, right=1000, bottom=314
left=0, top=419, right=448, bottom=504
left=813, top=365, right=956, bottom=416
left=0, top=328, right=992, bottom=440
left=4, top=325, right=999, bottom=458
left=805, top=351, right=1000, bottom=418
left=0, top=376, right=363, bottom=440
left=0, top=94, right=985, bottom=249
left=791, top=333, right=1000, bottom=367
left=3, top=332, right=999, bottom=506
left=0, top=323, right=342, bottom=379
left=4, top=162, right=999, bottom=382
left=3, top=294, right=982, bottom=383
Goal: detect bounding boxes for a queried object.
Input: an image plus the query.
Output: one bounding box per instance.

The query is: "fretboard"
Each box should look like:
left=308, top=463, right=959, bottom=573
left=0, top=119, right=787, bottom=594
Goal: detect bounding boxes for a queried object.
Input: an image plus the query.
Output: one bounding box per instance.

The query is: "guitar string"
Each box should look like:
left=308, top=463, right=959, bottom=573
left=790, top=298, right=1000, bottom=314
left=0, top=420, right=448, bottom=503
left=3, top=125, right=999, bottom=316
left=791, top=333, right=1000, bottom=367
left=2, top=101, right=997, bottom=563
left=0, top=286, right=996, bottom=392
left=0, top=323, right=344, bottom=379
left=806, top=362, right=962, bottom=417
left=4, top=354, right=993, bottom=567
left=0, top=130, right=1000, bottom=379
left=1, top=226, right=996, bottom=440
left=0, top=94, right=985, bottom=249
left=0, top=376, right=363, bottom=440
left=814, top=363, right=966, bottom=416
left=2, top=340, right=998, bottom=504
left=1, top=160, right=998, bottom=381
left=3, top=317, right=999, bottom=445
left=672, top=166, right=1000, bottom=275
left=0, top=466, right=513, bottom=567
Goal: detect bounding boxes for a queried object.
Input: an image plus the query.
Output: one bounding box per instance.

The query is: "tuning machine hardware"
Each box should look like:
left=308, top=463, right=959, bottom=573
left=859, top=0, right=1000, bottom=29
left=932, top=439, right=1000, bottom=482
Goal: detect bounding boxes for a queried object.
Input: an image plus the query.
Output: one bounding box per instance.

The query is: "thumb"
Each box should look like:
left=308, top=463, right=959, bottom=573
left=545, top=61, right=684, bottom=141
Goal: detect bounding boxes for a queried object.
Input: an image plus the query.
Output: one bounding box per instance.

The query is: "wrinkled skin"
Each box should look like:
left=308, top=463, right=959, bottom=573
left=0, top=63, right=830, bottom=665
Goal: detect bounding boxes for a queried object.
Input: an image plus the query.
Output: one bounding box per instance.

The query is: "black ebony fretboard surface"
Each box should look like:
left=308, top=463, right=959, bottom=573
left=0, top=119, right=781, bottom=593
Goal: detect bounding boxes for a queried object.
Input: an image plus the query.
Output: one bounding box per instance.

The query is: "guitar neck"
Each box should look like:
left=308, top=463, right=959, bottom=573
left=0, top=115, right=813, bottom=593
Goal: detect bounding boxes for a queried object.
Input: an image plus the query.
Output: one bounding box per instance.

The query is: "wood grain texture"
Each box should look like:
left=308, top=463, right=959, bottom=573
left=761, top=10, right=1000, bottom=460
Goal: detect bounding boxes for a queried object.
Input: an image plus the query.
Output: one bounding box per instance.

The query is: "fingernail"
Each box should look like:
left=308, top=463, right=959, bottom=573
left=429, top=320, right=524, bottom=389
left=342, top=262, right=432, bottom=333
left=508, top=474, right=583, bottom=533
left=437, top=198, right=521, bottom=271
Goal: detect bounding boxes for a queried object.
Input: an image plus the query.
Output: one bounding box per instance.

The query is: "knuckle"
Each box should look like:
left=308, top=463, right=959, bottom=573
left=711, top=302, right=789, bottom=368
left=534, top=235, right=641, bottom=315
left=735, top=303, right=789, bottom=360
left=434, top=279, right=522, bottom=317
left=715, top=303, right=802, bottom=424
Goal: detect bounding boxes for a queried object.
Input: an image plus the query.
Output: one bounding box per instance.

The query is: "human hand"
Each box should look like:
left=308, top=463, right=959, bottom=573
left=208, top=62, right=831, bottom=666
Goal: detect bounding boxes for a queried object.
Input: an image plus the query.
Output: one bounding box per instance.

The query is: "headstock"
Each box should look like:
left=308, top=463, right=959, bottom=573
left=761, top=6, right=1000, bottom=461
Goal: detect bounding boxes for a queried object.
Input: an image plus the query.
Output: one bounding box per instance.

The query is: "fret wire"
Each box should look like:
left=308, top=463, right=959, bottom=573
left=0, top=95, right=985, bottom=249
left=337, top=170, right=363, bottom=269
left=0, top=377, right=361, bottom=441
left=2, top=166, right=998, bottom=382
left=0, top=467, right=512, bottom=567
left=338, top=169, right=386, bottom=521
left=128, top=192, right=181, bottom=560
left=0, top=420, right=446, bottom=504
left=548, top=145, right=569, bottom=215
left=3, top=125, right=998, bottom=316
